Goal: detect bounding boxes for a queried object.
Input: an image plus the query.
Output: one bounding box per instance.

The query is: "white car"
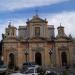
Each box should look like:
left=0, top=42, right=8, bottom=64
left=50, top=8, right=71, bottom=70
left=23, top=66, right=41, bottom=75
left=0, top=64, right=7, bottom=74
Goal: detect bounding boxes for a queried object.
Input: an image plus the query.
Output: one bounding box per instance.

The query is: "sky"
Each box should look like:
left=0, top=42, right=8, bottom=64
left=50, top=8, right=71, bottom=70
left=0, top=0, right=75, bottom=40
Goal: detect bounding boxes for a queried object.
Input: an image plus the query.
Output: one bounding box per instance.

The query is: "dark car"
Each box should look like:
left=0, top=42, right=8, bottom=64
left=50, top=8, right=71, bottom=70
left=0, top=60, right=7, bottom=74
left=21, top=62, right=40, bottom=73
left=21, top=62, right=33, bottom=73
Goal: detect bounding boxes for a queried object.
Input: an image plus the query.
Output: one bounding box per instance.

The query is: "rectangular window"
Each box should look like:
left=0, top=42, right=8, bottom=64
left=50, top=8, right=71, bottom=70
left=35, top=27, right=40, bottom=37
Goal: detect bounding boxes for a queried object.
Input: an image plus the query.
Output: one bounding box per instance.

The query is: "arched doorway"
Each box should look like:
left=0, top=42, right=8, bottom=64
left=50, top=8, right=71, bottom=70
left=35, top=52, right=42, bottom=65
left=8, top=53, right=15, bottom=69
left=61, top=52, right=67, bottom=66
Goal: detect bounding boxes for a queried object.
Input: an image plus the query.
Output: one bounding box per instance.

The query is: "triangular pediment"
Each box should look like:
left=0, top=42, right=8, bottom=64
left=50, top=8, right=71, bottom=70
left=26, top=15, right=47, bottom=23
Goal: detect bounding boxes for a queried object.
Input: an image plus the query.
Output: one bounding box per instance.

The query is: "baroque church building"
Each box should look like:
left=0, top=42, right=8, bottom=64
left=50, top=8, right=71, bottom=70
left=2, top=15, right=75, bottom=69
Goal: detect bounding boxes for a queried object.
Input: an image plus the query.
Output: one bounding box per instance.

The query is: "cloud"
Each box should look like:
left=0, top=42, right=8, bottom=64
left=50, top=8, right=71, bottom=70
left=0, top=0, right=69, bottom=11
left=45, top=11, right=75, bottom=37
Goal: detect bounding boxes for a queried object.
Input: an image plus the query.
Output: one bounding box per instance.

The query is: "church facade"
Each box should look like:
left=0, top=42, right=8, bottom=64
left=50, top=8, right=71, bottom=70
left=2, top=15, right=75, bottom=69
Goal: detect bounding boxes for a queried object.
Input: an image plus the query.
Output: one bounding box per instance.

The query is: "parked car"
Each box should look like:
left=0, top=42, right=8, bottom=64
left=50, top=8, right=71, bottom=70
left=22, top=66, right=43, bottom=75
left=21, top=62, right=32, bottom=73
left=21, top=62, right=40, bottom=73
left=10, top=66, right=42, bottom=75
left=0, top=64, right=7, bottom=74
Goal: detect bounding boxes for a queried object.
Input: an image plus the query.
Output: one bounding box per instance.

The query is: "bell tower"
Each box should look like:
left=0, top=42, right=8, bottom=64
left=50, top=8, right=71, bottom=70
left=57, top=24, right=67, bottom=37
left=5, top=22, right=17, bottom=39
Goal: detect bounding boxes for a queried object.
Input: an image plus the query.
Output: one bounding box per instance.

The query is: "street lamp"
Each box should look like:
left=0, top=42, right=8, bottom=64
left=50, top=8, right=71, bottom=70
left=49, top=49, right=53, bottom=67
left=25, top=49, right=29, bottom=63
